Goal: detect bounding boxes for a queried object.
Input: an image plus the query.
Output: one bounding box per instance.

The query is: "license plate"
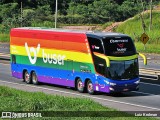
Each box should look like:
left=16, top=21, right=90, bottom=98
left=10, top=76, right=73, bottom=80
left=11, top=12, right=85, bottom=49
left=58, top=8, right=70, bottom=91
left=123, top=89, right=128, bottom=91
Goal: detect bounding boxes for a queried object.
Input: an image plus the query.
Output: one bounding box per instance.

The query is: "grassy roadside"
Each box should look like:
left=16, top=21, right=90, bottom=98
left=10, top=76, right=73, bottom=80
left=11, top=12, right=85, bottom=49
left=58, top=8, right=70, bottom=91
left=115, top=11, right=160, bottom=42
left=135, top=42, right=160, bottom=54
left=0, top=86, right=158, bottom=120
left=115, top=10, right=160, bottom=54
left=0, top=33, right=9, bottom=42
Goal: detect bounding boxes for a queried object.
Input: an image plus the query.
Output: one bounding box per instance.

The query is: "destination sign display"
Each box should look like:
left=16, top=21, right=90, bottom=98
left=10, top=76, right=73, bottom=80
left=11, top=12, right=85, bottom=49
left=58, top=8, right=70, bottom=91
left=102, top=37, right=136, bottom=56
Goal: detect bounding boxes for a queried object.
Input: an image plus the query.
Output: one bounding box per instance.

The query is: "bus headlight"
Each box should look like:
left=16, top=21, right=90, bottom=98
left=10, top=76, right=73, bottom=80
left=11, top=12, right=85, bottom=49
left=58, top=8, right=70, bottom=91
left=104, top=80, right=116, bottom=86
left=104, top=80, right=109, bottom=84
left=134, top=80, right=140, bottom=84
left=109, top=87, right=114, bottom=91
left=110, top=82, right=116, bottom=86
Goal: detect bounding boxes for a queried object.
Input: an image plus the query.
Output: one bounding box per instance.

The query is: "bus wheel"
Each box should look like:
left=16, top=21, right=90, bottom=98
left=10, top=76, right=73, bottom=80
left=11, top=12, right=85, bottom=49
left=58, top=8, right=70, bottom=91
left=24, top=71, right=31, bottom=84
left=77, top=78, right=84, bottom=93
left=87, top=80, right=95, bottom=95
left=31, top=72, right=39, bottom=85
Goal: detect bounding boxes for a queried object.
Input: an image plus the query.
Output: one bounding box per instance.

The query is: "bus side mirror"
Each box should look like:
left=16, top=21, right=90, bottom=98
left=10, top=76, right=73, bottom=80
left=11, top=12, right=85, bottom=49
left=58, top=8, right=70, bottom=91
left=93, top=52, right=110, bottom=67
left=138, top=53, right=147, bottom=65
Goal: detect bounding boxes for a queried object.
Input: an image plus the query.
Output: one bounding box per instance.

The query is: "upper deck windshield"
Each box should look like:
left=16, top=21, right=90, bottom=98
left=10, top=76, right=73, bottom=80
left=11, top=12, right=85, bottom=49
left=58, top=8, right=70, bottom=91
left=102, top=37, right=136, bottom=56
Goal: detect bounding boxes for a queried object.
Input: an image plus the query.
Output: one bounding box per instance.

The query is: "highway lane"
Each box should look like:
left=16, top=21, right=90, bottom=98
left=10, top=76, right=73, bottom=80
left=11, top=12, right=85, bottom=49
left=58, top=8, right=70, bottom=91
left=0, top=43, right=9, bottom=54
left=0, top=62, right=160, bottom=112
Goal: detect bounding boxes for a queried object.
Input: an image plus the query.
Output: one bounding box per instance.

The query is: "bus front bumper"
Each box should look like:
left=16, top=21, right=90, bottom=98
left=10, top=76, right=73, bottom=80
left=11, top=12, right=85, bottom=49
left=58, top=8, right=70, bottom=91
left=94, top=83, right=139, bottom=93
left=108, top=84, right=139, bottom=93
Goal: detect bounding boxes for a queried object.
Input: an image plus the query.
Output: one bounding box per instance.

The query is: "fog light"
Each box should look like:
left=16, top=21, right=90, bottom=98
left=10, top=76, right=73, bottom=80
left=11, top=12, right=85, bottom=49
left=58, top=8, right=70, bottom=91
left=110, top=82, right=116, bottom=86
left=134, top=80, right=140, bottom=84
left=96, top=86, right=99, bottom=91
left=109, top=87, right=114, bottom=91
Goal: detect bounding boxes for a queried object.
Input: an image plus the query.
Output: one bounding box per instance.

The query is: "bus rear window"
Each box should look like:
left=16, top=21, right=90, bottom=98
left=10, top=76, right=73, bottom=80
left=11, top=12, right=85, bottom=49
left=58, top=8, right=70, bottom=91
left=102, top=37, right=136, bottom=56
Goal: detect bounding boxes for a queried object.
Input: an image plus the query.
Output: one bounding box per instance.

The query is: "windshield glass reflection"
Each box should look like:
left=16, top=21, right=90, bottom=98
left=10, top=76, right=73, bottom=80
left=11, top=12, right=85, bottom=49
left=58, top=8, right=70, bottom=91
left=107, top=59, right=139, bottom=80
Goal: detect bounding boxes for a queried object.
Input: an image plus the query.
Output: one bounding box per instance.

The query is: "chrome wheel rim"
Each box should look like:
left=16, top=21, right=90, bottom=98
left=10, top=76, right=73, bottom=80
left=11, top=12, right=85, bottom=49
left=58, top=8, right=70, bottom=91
left=25, top=72, right=29, bottom=82
left=32, top=73, right=37, bottom=83
left=88, top=82, right=93, bottom=92
left=77, top=80, right=83, bottom=91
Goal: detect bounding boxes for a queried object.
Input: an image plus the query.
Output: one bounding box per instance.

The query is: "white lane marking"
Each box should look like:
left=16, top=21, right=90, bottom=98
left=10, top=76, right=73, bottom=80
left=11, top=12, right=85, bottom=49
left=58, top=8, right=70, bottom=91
left=140, top=82, right=160, bottom=87
left=131, top=82, right=160, bottom=95
left=0, top=53, right=10, bottom=57
left=0, top=63, right=10, bottom=66
left=140, top=77, right=157, bottom=80
left=1, top=80, right=160, bottom=111
left=131, top=91, right=155, bottom=96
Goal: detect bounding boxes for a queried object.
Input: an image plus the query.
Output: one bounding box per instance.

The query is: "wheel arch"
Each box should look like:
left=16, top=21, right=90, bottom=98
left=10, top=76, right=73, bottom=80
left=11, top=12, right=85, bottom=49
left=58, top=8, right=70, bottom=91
left=30, top=70, right=36, bottom=76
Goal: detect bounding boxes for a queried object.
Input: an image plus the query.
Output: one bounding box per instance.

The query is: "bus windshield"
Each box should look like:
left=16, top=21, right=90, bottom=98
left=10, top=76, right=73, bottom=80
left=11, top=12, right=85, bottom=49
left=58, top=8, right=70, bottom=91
left=107, top=59, right=139, bottom=80
left=102, top=37, right=136, bottom=56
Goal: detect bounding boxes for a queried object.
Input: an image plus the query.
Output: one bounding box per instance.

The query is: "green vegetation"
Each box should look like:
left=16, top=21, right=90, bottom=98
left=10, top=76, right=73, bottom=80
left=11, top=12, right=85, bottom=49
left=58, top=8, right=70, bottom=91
left=115, top=11, right=160, bottom=43
left=135, top=42, right=160, bottom=54
left=0, top=33, right=9, bottom=42
left=0, top=86, right=107, bottom=111
left=115, top=11, right=160, bottom=53
left=0, top=86, right=157, bottom=120
left=0, top=0, right=159, bottom=34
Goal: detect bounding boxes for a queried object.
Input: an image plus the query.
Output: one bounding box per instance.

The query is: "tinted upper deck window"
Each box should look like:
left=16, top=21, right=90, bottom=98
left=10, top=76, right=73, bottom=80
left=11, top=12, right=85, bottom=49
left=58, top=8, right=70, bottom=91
left=102, top=37, right=136, bottom=56
left=88, top=37, right=104, bottom=54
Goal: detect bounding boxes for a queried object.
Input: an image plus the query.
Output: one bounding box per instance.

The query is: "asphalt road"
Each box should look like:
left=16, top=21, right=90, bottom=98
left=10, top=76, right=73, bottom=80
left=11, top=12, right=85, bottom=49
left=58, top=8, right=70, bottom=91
left=0, top=62, right=160, bottom=112
left=0, top=43, right=9, bottom=53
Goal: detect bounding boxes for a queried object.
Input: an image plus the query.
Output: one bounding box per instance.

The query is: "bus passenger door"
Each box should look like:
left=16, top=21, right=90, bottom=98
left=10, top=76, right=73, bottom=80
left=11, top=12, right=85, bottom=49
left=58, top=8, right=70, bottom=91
left=87, top=37, right=106, bottom=76
left=67, top=59, right=74, bottom=86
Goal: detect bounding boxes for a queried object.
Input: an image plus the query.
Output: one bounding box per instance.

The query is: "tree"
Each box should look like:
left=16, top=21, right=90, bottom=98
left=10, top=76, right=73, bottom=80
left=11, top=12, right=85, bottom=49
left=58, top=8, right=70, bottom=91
left=119, top=0, right=141, bottom=21
left=91, top=0, right=119, bottom=22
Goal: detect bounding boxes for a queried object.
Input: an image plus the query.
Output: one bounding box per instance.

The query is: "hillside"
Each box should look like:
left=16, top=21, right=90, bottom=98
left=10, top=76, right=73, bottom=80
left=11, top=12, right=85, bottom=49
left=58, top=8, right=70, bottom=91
left=115, top=10, right=160, bottom=44
left=112, top=7, right=160, bottom=53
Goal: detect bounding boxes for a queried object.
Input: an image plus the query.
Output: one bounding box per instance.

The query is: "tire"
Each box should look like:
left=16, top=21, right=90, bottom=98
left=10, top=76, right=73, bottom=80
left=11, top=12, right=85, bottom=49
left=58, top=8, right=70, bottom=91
left=87, top=80, right=95, bottom=95
left=77, top=78, right=84, bottom=93
left=31, top=72, right=39, bottom=85
left=24, top=71, right=31, bottom=84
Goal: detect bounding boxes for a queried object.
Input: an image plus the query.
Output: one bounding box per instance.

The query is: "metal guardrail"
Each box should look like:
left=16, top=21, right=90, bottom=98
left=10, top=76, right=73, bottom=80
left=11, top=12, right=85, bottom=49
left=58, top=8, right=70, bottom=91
left=0, top=53, right=10, bottom=61
left=139, top=68, right=160, bottom=80
left=0, top=53, right=10, bottom=57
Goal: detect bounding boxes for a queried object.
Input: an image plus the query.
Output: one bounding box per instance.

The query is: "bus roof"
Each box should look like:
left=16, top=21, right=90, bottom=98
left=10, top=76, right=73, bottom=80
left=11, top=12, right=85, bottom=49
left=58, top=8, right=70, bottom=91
left=12, top=27, right=129, bottom=38
left=86, top=32, right=129, bottom=39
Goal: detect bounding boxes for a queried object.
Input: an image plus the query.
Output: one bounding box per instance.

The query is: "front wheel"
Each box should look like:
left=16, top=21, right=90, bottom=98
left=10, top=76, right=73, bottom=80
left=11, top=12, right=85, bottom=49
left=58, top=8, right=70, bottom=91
left=87, top=80, right=95, bottom=95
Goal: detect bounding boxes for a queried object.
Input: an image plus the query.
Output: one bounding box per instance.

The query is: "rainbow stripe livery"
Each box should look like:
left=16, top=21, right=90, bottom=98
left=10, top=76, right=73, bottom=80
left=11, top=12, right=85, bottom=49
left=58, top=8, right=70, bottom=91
left=10, top=27, right=145, bottom=94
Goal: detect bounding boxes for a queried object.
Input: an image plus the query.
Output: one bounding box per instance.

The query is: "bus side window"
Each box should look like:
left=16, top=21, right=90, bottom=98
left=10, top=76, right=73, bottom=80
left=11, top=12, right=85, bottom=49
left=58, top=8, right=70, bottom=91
left=88, top=37, right=106, bottom=75
left=12, top=55, right=16, bottom=64
left=87, top=37, right=104, bottom=54
left=94, top=56, right=106, bottom=75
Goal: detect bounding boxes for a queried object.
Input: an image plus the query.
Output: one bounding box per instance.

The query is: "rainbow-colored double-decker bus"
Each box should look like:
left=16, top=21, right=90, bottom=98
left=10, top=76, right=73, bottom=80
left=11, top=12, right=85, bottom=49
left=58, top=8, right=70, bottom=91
left=10, top=27, right=147, bottom=94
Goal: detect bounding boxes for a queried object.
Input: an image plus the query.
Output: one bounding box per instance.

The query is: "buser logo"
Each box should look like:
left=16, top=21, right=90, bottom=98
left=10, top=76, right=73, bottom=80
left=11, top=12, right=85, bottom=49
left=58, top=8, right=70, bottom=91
left=25, top=43, right=66, bottom=65
left=25, top=43, right=40, bottom=64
